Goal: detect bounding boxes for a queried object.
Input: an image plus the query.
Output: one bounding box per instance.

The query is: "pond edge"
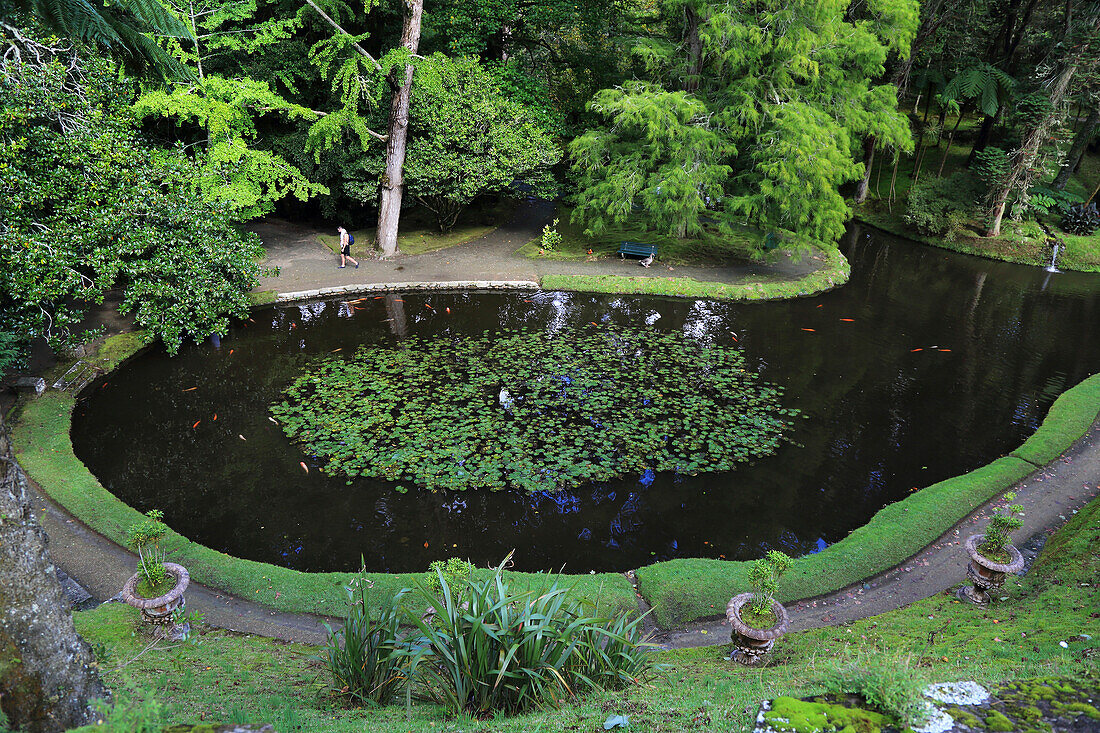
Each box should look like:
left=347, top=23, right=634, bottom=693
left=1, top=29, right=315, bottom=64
left=10, top=326, right=1099, bottom=629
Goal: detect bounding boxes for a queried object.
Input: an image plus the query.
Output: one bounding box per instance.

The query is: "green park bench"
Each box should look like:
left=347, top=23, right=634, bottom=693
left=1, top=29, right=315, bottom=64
left=617, top=241, right=658, bottom=260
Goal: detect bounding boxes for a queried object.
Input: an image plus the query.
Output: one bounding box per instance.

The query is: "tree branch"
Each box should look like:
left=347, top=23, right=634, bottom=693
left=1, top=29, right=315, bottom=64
left=302, top=0, right=382, bottom=72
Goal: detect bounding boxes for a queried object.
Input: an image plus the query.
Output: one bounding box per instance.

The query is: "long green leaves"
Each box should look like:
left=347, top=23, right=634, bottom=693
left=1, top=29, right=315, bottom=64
left=323, top=574, right=408, bottom=706
left=402, top=555, right=658, bottom=716
left=271, top=325, right=798, bottom=492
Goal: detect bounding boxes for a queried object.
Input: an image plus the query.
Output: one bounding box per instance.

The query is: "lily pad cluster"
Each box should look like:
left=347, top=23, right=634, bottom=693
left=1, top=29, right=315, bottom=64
left=270, top=326, right=798, bottom=492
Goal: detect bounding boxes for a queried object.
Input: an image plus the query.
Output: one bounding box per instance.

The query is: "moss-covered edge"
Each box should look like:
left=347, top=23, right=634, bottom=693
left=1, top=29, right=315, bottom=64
left=636, top=372, right=1100, bottom=627
left=10, top=334, right=636, bottom=618
left=12, top=336, right=1100, bottom=628
left=540, top=247, right=850, bottom=301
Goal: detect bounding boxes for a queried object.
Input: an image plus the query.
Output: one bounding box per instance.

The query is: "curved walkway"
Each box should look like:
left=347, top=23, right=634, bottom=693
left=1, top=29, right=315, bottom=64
left=250, top=199, right=827, bottom=295
left=25, top=406, right=1100, bottom=649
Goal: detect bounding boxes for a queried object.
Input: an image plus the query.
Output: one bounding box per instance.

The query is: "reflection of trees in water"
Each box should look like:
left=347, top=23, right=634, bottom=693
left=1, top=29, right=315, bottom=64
left=74, top=242, right=1100, bottom=571
left=384, top=293, right=408, bottom=338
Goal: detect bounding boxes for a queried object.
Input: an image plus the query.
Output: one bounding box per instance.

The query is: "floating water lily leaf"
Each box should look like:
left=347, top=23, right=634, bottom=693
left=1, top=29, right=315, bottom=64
left=271, top=326, right=797, bottom=493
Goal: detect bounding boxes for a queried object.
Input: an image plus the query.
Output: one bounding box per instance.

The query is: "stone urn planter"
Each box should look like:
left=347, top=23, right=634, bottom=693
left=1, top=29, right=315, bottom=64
left=726, top=592, right=790, bottom=666
left=121, top=562, right=191, bottom=639
left=957, top=534, right=1024, bottom=605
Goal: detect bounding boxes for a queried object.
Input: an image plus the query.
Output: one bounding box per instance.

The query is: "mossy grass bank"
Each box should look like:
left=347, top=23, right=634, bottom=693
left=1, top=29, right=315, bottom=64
left=72, top=491, right=1100, bottom=732
left=541, top=246, right=849, bottom=301
left=12, top=329, right=1100, bottom=627
left=854, top=142, right=1100, bottom=272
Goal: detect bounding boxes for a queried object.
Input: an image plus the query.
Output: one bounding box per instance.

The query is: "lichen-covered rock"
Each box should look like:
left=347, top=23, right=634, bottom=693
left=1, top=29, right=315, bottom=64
left=0, top=414, right=108, bottom=731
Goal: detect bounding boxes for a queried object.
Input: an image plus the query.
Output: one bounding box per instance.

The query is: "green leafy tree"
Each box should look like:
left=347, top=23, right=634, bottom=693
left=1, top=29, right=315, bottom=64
left=399, top=55, right=560, bottom=230
left=0, top=31, right=264, bottom=354
left=130, top=0, right=327, bottom=220
left=571, top=0, right=918, bottom=251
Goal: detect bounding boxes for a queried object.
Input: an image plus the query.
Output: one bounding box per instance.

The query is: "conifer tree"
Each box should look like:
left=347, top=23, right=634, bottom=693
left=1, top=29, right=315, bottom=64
left=571, top=0, right=918, bottom=251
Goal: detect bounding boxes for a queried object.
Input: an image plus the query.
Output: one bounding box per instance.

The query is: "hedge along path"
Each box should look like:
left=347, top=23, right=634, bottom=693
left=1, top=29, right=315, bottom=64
left=10, top=331, right=1100, bottom=629
left=636, top=372, right=1100, bottom=628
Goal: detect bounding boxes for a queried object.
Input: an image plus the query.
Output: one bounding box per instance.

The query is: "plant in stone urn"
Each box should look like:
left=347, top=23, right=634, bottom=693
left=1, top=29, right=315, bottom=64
left=121, top=509, right=191, bottom=638
left=726, top=550, right=793, bottom=665
left=959, top=494, right=1025, bottom=605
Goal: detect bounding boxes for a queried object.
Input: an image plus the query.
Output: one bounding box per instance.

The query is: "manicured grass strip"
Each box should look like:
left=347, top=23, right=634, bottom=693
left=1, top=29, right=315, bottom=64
left=249, top=289, right=278, bottom=306
left=637, top=372, right=1100, bottom=627
left=1011, top=373, right=1100, bottom=465
left=11, top=390, right=635, bottom=619
left=636, top=456, right=1033, bottom=628
left=540, top=249, right=849, bottom=301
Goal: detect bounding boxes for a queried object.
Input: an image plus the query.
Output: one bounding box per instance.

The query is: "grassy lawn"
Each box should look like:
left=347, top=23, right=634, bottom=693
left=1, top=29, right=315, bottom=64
left=541, top=248, right=850, bottom=302
left=317, top=204, right=508, bottom=258
left=854, top=135, right=1100, bottom=272
left=518, top=207, right=813, bottom=267
left=75, top=491, right=1100, bottom=732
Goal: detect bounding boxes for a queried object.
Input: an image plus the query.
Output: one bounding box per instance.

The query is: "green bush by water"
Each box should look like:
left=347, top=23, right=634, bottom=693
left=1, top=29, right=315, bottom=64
left=271, top=326, right=797, bottom=492
left=323, top=574, right=409, bottom=706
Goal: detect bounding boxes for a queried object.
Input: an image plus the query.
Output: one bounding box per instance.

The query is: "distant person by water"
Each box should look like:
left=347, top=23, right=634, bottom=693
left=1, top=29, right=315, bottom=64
left=337, top=226, right=359, bottom=269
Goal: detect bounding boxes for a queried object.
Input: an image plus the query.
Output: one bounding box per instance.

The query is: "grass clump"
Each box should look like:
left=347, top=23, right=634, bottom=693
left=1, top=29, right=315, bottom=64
left=403, top=555, right=657, bottom=717
left=814, top=653, right=929, bottom=728
left=271, top=326, right=797, bottom=492
left=323, top=573, right=408, bottom=706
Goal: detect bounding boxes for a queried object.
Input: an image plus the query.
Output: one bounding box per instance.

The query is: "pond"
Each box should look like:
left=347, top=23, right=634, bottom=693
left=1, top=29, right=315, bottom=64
left=71, top=224, right=1100, bottom=573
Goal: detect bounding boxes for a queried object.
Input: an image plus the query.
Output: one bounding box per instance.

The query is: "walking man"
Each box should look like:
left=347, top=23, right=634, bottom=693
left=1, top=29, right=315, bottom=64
left=338, top=226, right=359, bottom=269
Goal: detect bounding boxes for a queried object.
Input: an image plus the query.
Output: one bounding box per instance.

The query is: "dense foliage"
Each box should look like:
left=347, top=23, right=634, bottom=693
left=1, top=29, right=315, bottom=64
left=404, top=556, right=656, bottom=716
left=272, top=326, right=797, bottom=492
left=570, top=0, right=919, bottom=248
left=0, top=34, right=264, bottom=353
left=396, top=54, right=560, bottom=231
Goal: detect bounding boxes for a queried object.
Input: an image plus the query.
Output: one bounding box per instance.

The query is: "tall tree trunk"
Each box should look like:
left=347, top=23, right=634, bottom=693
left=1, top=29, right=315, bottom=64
left=967, top=110, right=1001, bottom=166
left=854, top=135, right=876, bottom=204
left=986, top=63, right=1077, bottom=237
left=376, top=0, right=424, bottom=259
left=1, top=415, right=107, bottom=732
left=1052, top=106, right=1099, bottom=190
left=683, top=3, right=703, bottom=92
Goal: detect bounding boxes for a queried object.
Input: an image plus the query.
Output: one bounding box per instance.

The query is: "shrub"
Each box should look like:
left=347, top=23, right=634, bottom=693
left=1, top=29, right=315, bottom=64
left=540, top=218, right=562, bottom=252
left=1027, top=186, right=1081, bottom=216
left=748, top=550, right=793, bottom=618
left=978, top=493, right=1024, bottom=560
left=125, top=510, right=169, bottom=596
left=405, top=555, right=656, bottom=716
left=0, top=331, right=23, bottom=373
left=426, top=557, right=475, bottom=596
left=323, top=572, right=409, bottom=705
left=904, top=172, right=983, bottom=237
left=1060, top=202, right=1100, bottom=236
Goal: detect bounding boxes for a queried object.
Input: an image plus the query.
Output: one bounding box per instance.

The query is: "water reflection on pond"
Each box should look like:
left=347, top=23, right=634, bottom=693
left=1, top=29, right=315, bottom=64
left=72, top=225, right=1100, bottom=572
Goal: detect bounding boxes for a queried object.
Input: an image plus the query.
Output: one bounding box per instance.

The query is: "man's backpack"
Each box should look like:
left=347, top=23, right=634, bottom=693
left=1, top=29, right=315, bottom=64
left=348, top=233, right=355, bottom=246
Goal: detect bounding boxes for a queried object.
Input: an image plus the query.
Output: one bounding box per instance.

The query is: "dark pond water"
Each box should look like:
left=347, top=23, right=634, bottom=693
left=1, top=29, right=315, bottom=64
left=72, top=224, right=1100, bottom=573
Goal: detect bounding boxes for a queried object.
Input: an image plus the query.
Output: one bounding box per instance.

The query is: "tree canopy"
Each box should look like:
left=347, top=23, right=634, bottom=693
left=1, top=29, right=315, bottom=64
left=0, top=31, right=264, bottom=354
left=571, top=0, right=919, bottom=249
